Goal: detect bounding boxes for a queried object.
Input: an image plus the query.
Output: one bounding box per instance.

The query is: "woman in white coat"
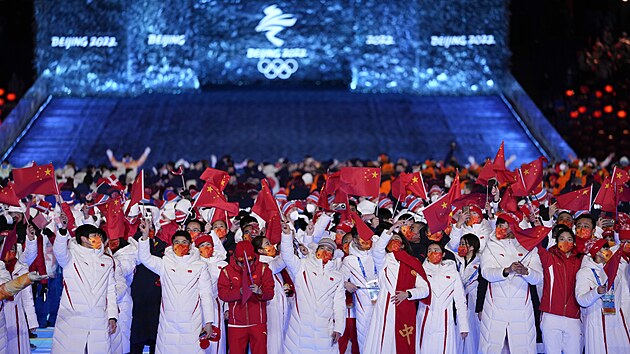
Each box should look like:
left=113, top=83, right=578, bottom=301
left=363, top=221, right=431, bottom=354
left=576, top=238, right=630, bottom=353
left=109, top=236, right=137, bottom=354
left=137, top=222, right=216, bottom=354
left=0, top=260, right=11, bottom=351
left=280, top=223, right=346, bottom=354
left=417, top=242, right=468, bottom=353
left=195, top=230, right=228, bottom=354
left=254, top=236, right=293, bottom=354
left=452, top=233, right=481, bottom=354
left=479, top=217, right=543, bottom=354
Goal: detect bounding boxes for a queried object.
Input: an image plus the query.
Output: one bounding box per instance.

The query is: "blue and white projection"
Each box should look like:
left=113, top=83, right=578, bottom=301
left=35, top=0, right=509, bottom=95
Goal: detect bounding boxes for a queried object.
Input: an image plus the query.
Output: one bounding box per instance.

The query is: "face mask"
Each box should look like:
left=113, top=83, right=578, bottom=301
left=358, top=238, right=373, bottom=250
left=430, top=195, right=439, bottom=203
left=428, top=252, right=443, bottom=264
left=214, top=227, right=227, bottom=240
left=557, top=241, right=574, bottom=254
left=335, top=233, right=344, bottom=246
left=342, top=243, right=350, bottom=255
left=189, top=231, right=200, bottom=240
left=306, top=204, right=316, bottom=213
left=557, top=220, right=573, bottom=228
left=242, top=232, right=252, bottom=242
left=387, top=239, right=402, bottom=252
left=495, top=227, right=508, bottom=240
left=89, top=236, right=102, bottom=250
left=199, top=245, right=214, bottom=258
left=173, top=243, right=190, bottom=257
left=316, top=249, right=333, bottom=264
left=457, top=245, right=468, bottom=257
left=428, top=231, right=442, bottom=242
left=575, top=227, right=592, bottom=239
left=289, top=210, right=299, bottom=221
left=601, top=249, right=613, bottom=263
left=400, top=225, right=413, bottom=238
left=148, top=229, right=155, bottom=239
left=264, top=245, right=277, bottom=257
left=466, top=215, right=481, bottom=227
left=250, top=225, right=261, bottom=237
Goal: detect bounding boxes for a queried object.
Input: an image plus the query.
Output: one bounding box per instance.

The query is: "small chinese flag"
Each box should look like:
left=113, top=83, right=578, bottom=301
left=555, top=185, right=592, bottom=212
left=12, top=163, right=59, bottom=198
left=0, top=183, right=21, bottom=207
left=339, top=167, right=381, bottom=197
left=200, top=168, right=231, bottom=192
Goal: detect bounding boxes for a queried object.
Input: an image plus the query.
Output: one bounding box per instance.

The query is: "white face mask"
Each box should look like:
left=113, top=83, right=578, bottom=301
left=306, top=204, right=316, bottom=213
left=430, top=194, right=439, bottom=203
left=289, top=210, right=299, bottom=221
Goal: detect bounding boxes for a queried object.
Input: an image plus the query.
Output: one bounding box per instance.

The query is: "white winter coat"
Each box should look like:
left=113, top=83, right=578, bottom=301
left=0, top=261, right=11, bottom=353
left=259, top=255, right=292, bottom=354
left=479, top=238, right=543, bottom=354
left=454, top=254, right=481, bottom=354
left=575, top=255, right=630, bottom=354
left=363, top=231, right=430, bottom=354
left=341, top=242, right=378, bottom=353
left=51, top=232, right=118, bottom=354
left=138, top=239, right=215, bottom=354
left=4, top=241, right=39, bottom=354
left=448, top=220, right=493, bottom=253
left=197, top=231, right=228, bottom=354
left=280, top=232, right=346, bottom=354
left=110, top=243, right=137, bottom=354
left=416, top=259, right=468, bottom=354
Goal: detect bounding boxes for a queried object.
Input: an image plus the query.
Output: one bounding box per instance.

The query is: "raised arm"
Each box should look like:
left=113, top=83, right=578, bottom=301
left=312, top=213, right=332, bottom=243
left=134, top=147, right=151, bottom=168
left=280, top=223, right=301, bottom=278
left=20, top=224, right=38, bottom=266
left=137, top=219, right=163, bottom=276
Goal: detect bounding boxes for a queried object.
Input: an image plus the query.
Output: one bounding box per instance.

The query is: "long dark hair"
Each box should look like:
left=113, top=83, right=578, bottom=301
left=461, top=233, right=480, bottom=264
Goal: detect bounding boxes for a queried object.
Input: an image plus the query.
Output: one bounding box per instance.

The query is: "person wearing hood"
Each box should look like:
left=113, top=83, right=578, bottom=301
left=576, top=238, right=630, bottom=353
left=218, top=240, right=274, bottom=354
left=340, top=227, right=378, bottom=353
left=195, top=230, right=228, bottom=354
left=51, top=216, right=118, bottom=354
left=479, top=216, right=543, bottom=354
left=108, top=234, right=138, bottom=354
left=417, top=242, right=469, bottom=353
left=537, top=225, right=583, bottom=354
left=281, top=222, right=346, bottom=354
left=253, top=236, right=294, bottom=354
left=363, top=221, right=431, bottom=354
left=138, top=221, right=216, bottom=354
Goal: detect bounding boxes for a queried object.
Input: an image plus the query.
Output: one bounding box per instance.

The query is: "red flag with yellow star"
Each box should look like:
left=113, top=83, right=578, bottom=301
left=0, top=183, right=21, bottom=207
left=519, top=157, right=547, bottom=195
left=491, top=142, right=515, bottom=184
left=125, top=170, right=144, bottom=216
left=594, top=178, right=617, bottom=212
left=12, top=163, right=59, bottom=198
left=252, top=178, right=282, bottom=244
left=192, top=181, right=239, bottom=216
left=421, top=194, right=452, bottom=233
left=611, top=166, right=630, bottom=186
left=339, top=167, right=381, bottom=197
left=555, top=185, right=592, bottom=212
left=392, top=172, right=427, bottom=201
left=98, top=198, right=126, bottom=240
left=350, top=211, right=374, bottom=241
left=511, top=224, right=552, bottom=252
left=447, top=172, right=461, bottom=203
left=200, top=168, right=231, bottom=192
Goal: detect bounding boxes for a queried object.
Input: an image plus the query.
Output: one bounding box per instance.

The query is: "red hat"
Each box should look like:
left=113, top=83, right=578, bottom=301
left=467, top=203, right=483, bottom=217
left=336, top=220, right=353, bottom=234
left=210, top=209, right=231, bottom=228
left=616, top=213, right=630, bottom=241
left=585, top=238, right=607, bottom=257
left=194, top=234, right=214, bottom=248
left=235, top=240, right=256, bottom=261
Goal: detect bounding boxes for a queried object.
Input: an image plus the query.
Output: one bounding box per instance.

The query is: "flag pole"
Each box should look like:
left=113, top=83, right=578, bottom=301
left=242, top=249, right=255, bottom=284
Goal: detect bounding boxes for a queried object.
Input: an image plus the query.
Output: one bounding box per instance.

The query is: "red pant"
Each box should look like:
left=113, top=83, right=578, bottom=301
left=227, top=323, right=268, bottom=354
left=338, top=318, right=359, bottom=354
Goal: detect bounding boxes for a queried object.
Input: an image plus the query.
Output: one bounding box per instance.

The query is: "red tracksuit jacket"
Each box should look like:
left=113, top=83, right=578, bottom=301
left=217, top=258, right=274, bottom=326
left=538, top=245, right=582, bottom=319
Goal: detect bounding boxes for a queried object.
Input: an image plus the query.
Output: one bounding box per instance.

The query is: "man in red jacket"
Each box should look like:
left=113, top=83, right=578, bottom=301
left=218, top=240, right=274, bottom=354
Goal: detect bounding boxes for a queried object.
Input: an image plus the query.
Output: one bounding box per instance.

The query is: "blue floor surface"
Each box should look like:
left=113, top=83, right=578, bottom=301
left=31, top=327, right=150, bottom=353
left=6, top=90, right=545, bottom=168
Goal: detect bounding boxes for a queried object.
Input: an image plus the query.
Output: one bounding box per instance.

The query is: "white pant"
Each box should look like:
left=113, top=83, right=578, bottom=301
left=541, top=312, right=582, bottom=354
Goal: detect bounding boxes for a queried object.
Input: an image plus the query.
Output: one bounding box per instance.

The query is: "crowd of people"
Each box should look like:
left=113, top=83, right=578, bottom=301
left=1, top=147, right=630, bottom=354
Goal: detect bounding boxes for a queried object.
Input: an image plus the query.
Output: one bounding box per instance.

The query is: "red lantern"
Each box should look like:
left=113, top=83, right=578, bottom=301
left=618, top=110, right=627, bottom=119
left=604, top=105, right=614, bottom=114
left=604, top=85, right=614, bottom=93
left=6, top=93, right=16, bottom=101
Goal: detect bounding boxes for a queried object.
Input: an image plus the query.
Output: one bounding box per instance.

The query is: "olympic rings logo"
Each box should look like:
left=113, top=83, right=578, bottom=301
left=257, top=58, right=299, bottom=79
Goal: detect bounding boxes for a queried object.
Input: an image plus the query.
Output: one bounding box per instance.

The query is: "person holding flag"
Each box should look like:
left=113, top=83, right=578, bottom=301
left=576, top=238, right=630, bottom=353
left=363, top=220, right=431, bottom=354
left=217, top=240, right=274, bottom=354
left=137, top=220, right=217, bottom=354
left=479, top=215, right=543, bottom=354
